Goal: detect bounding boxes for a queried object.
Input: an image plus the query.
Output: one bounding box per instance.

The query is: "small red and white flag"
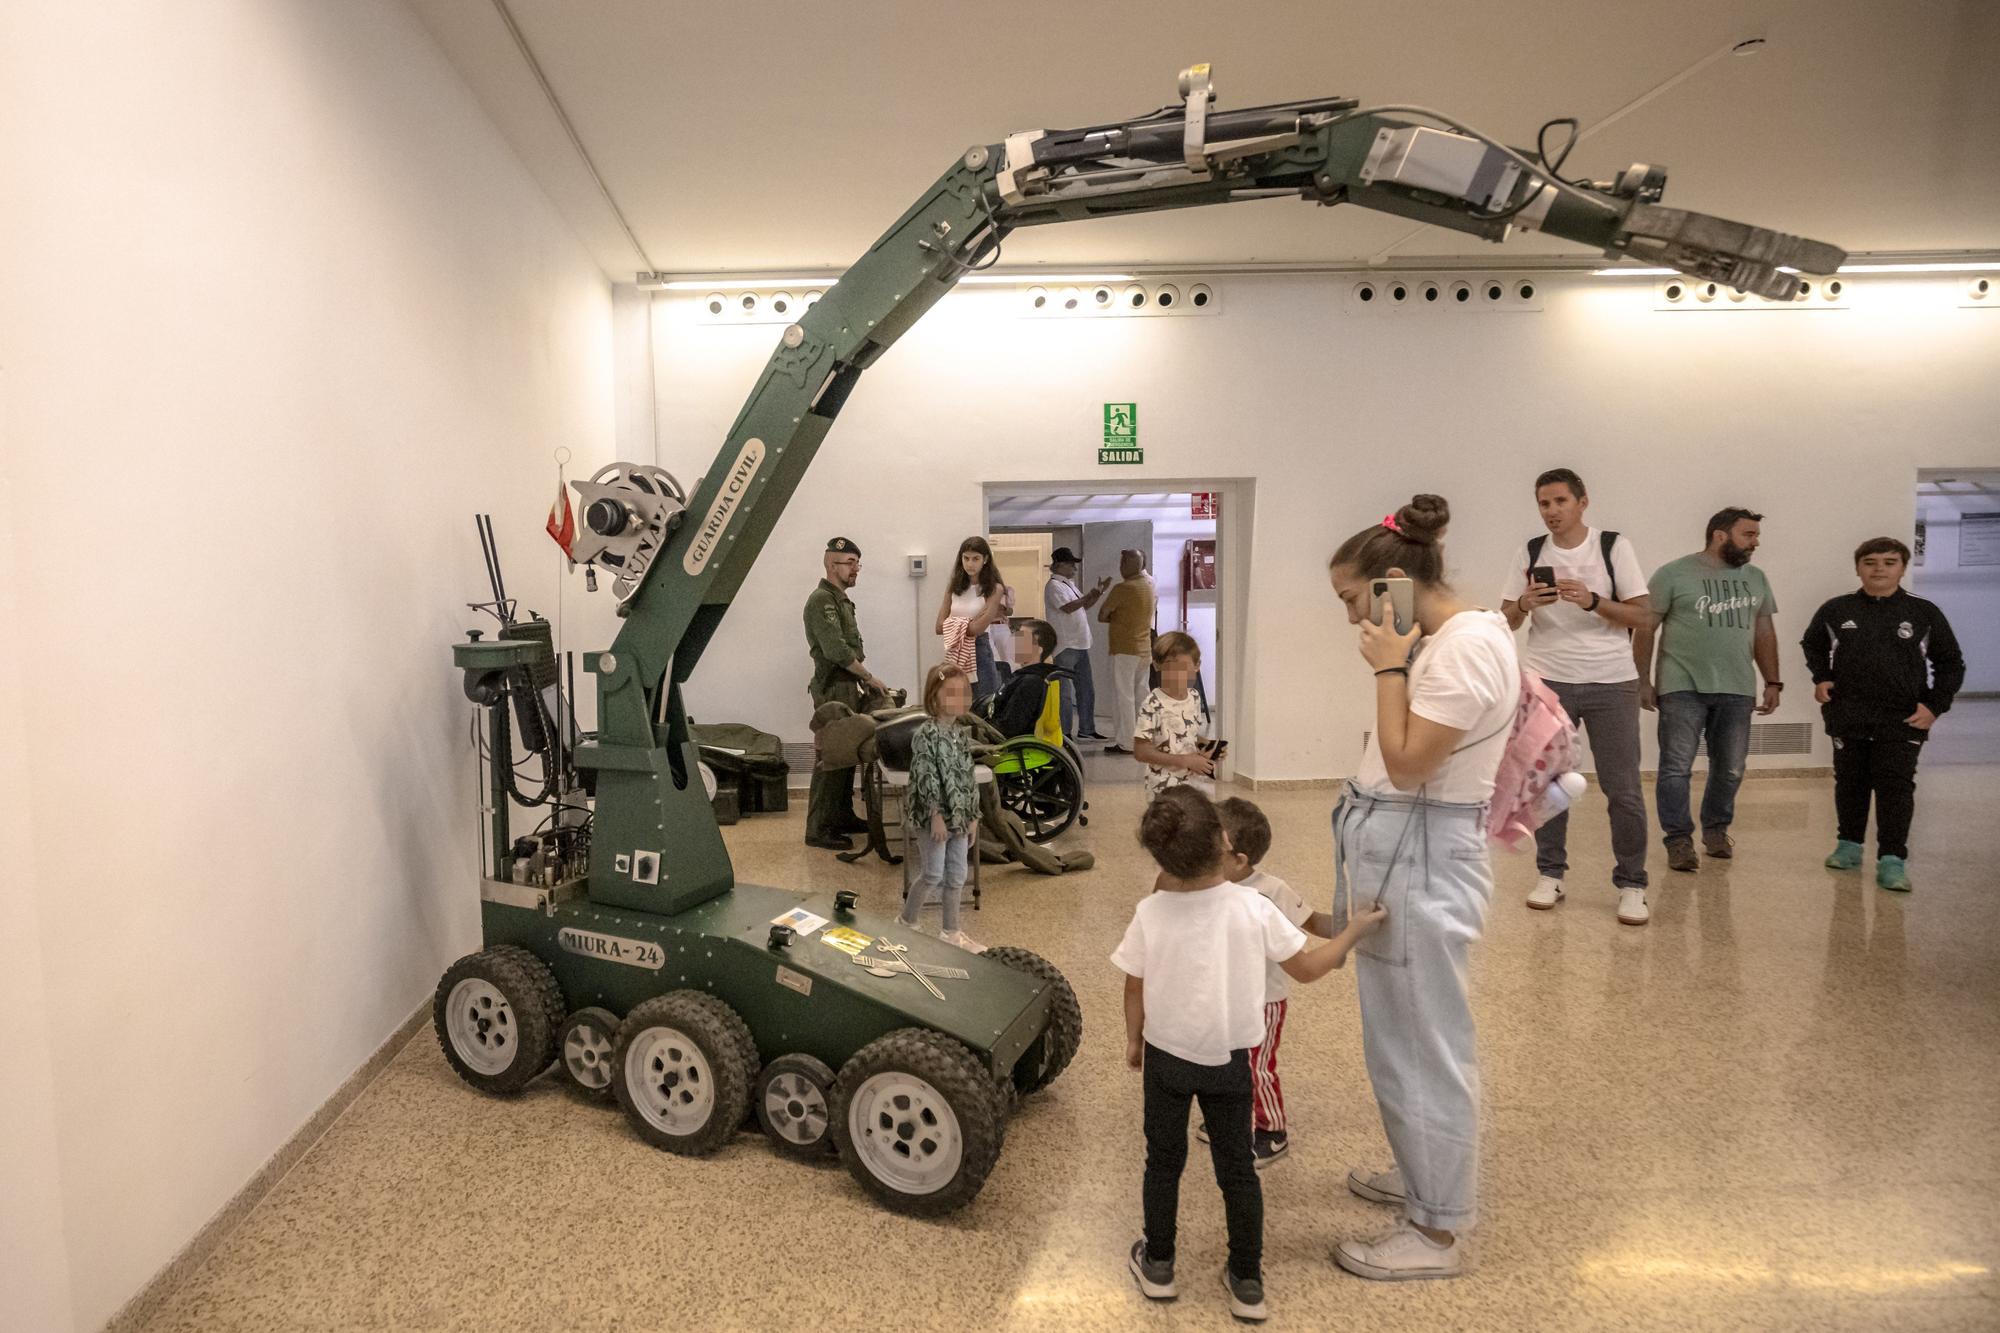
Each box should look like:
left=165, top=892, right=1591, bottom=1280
left=546, top=478, right=575, bottom=557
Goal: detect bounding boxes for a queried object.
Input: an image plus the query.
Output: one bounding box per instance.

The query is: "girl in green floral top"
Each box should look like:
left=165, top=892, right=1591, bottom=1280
left=900, top=663, right=983, bottom=951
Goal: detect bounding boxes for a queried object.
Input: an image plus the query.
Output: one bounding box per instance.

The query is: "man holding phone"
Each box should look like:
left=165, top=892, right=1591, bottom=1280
left=1501, top=469, right=1654, bottom=925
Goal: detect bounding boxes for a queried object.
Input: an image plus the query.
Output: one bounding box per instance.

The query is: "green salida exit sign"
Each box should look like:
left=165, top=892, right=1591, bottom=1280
left=1099, top=402, right=1140, bottom=464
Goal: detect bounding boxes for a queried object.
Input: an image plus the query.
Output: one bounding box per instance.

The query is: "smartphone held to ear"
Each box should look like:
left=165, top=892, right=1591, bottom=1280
left=1369, top=577, right=1415, bottom=635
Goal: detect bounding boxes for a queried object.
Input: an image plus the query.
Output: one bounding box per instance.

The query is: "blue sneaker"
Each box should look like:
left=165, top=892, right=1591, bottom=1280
left=1876, top=855, right=1911, bottom=892
left=1824, top=840, right=1863, bottom=870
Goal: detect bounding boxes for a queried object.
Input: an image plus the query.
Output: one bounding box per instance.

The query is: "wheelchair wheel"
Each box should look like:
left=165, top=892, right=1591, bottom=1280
left=988, top=740, right=1084, bottom=843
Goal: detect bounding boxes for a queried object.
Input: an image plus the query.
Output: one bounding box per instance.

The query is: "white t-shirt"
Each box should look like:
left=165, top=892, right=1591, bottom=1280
left=1354, top=609, right=1519, bottom=804
left=1134, top=688, right=1208, bottom=797
left=1110, top=883, right=1308, bottom=1065
left=1236, top=869, right=1312, bottom=1003
left=1045, top=575, right=1091, bottom=652
left=1499, top=528, right=1646, bottom=684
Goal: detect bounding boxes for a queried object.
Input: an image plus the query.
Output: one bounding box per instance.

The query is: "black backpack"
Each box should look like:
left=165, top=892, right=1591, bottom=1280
left=1527, top=530, right=1622, bottom=601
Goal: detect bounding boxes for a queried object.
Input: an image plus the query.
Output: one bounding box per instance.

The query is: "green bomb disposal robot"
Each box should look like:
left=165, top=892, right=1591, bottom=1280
left=436, top=64, right=1843, bottom=1215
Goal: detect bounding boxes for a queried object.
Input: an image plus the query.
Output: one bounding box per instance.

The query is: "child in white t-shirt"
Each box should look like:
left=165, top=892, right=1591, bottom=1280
left=1199, top=797, right=1342, bottom=1168
left=1133, top=631, right=1215, bottom=799
left=1113, top=787, right=1384, bottom=1321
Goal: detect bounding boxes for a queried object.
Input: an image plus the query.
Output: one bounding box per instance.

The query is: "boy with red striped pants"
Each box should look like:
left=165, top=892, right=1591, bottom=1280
left=1197, top=798, right=1339, bottom=1167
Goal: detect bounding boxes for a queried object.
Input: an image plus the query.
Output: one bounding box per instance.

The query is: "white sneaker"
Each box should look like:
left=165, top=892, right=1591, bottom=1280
left=1333, top=1223, right=1463, bottom=1281
left=1345, top=1165, right=1406, bottom=1205
left=1617, top=888, right=1650, bottom=926
left=942, top=930, right=986, bottom=954
left=1526, top=876, right=1565, bottom=910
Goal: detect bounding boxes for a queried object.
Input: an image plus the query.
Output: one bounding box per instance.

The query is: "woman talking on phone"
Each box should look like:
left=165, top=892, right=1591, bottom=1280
left=1324, top=494, right=1518, bottom=1283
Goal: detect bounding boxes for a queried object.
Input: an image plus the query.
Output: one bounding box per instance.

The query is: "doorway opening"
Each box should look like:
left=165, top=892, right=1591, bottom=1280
left=1914, top=469, right=2000, bottom=764
left=985, top=484, right=1242, bottom=785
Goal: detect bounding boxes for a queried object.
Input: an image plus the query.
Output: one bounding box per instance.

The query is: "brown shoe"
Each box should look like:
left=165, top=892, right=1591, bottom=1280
left=1665, top=837, right=1699, bottom=873
left=1703, top=831, right=1734, bottom=859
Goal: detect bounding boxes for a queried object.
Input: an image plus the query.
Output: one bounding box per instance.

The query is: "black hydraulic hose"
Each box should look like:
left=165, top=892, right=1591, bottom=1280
left=491, top=691, right=557, bottom=808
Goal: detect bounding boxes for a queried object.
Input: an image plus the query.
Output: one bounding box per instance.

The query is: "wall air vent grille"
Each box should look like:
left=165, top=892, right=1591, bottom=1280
left=1745, top=722, right=1814, bottom=757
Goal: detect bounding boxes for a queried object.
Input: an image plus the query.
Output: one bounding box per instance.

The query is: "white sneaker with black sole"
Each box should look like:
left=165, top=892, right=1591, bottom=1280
left=1333, top=1223, right=1464, bottom=1281
left=1617, top=888, right=1650, bottom=926
left=1345, top=1164, right=1406, bottom=1206
left=1526, top=876, right=1565, bottom=910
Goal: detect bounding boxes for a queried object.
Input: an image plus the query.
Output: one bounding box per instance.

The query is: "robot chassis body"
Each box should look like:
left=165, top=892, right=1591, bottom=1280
left=436, top=64, right=1844, bottom=1216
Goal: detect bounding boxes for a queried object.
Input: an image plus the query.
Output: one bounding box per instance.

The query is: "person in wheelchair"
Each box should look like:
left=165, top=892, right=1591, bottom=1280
left=983, top=619, right=1066, bottom=739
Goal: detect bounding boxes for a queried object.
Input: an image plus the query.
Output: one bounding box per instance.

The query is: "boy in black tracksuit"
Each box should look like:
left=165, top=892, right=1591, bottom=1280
left=1800, top=537, right=1965, bottom=891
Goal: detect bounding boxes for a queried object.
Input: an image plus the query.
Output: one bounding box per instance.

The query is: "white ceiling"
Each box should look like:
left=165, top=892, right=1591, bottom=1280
left=410, top=0, right=2000, bottom=279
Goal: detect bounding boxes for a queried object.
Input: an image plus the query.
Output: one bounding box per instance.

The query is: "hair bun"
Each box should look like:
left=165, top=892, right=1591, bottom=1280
left=1396, top=494, right=1450, bottom=545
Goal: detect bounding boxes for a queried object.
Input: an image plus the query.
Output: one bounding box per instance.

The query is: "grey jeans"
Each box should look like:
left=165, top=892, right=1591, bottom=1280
left=900, top=828, right=969, bottom=933
left=1535, top=678, right=1649, bottom=890
left=1333, top=782, right=1493, bottom=1232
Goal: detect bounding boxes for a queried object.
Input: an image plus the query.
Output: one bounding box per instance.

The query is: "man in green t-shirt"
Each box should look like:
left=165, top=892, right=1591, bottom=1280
left=1634, top=508, right=1783, bottom=872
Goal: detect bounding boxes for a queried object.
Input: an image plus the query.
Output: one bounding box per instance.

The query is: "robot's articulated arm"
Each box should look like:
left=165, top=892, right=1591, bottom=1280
left=990, top=64, right=1842, bottom=299
left=572, top=66, right=1844, bottom=915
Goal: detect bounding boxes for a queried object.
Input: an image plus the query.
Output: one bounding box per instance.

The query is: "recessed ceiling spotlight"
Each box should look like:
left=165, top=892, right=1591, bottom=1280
left=1731, top=37, right=1767, bottom=56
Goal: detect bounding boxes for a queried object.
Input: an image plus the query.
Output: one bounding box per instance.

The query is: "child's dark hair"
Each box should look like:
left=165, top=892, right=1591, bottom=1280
left=1216, top=797, right=1271, bottom=868
left=1138, top=787, right=1226, bottom=879
left=1152, top=630, right=1200, bottom=666
left=1019, top=618, right=1057, bottom=659
left=1328, top=494, right=1451, bottom=585
left=922, top=662, right=969, bottom=718
left=1853, top=536, right=1910, bottom=566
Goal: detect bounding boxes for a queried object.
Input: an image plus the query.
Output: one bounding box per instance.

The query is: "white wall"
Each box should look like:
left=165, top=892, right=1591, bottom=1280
left=1914, top=503, right=2000, bottom=694
left=0, top=3, right=616, bottom=1328
left=635, top=270, right=2000, bottom=781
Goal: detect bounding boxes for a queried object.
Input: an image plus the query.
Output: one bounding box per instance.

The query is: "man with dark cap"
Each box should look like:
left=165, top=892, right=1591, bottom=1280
left=804, top=537, right=887, bottom=851
left=1045, top=547, right=1111, bottom=740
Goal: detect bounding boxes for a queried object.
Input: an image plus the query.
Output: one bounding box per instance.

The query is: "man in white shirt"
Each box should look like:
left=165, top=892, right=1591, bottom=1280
left=1044, top=547, right=1111, bottom=740
left=1500, top=468, right=1654, bottom=925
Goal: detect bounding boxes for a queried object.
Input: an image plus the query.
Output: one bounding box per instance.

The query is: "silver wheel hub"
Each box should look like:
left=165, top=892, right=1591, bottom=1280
left=624, top=1026, right=715, bottom=1134
left=445, top=978, right=517, bottom=1076
left=564, top=1023, right=615, bottom=1091
left=764, top=1071, right=830, bottom=1145
left=848, top=1072, right=963, bottom=1195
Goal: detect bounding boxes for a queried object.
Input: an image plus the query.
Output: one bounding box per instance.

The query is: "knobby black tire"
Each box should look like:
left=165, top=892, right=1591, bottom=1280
left=830, top=1028, right=1006, bottom=1217
left=611, top=991, right=755, bottom=1156
left=433, top=947, right=562, bottom=1095
left=980, top=947, right=1083, bottom=1094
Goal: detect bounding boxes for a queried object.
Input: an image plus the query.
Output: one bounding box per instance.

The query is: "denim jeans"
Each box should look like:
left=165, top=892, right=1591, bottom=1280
left=1332, top=782, right=1493, bottom=1232
left=1052, top=648, right=1096, bottom=738
left=1654, top=691, right=1754, bottom=841
left=973, top=635, right=1001, bottom=703
left=900, top=828, right=969, bottom=933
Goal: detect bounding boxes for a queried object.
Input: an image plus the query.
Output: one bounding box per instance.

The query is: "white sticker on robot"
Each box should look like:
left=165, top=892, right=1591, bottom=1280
left=776, top=966, right=812, bottom=996
left=770, top=907, right=829, bottom=937
left=557, top=927, right=666, bottom=971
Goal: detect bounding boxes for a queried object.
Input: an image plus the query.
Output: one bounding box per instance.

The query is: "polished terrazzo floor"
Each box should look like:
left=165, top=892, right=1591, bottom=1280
left=136, top=764, right=2000, bottom=1332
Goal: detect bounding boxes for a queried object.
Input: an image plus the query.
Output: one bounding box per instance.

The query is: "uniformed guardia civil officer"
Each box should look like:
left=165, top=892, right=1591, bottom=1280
left=804, top=537, right=889, bottom=850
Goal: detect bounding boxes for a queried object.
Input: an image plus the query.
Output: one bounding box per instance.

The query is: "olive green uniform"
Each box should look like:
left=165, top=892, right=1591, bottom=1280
left=805, top=577, right=867, bottom=839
